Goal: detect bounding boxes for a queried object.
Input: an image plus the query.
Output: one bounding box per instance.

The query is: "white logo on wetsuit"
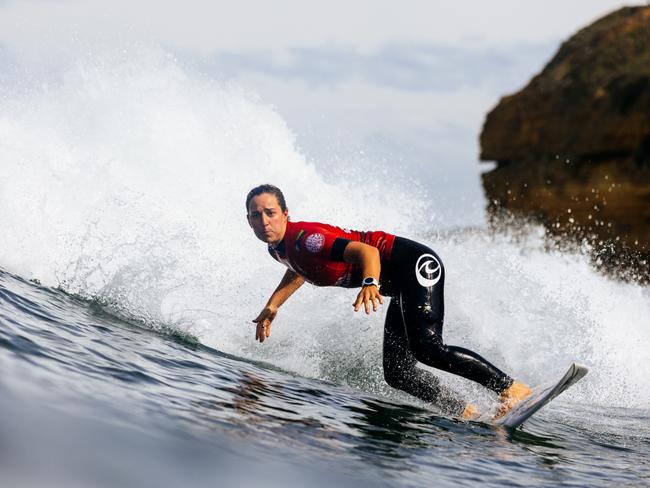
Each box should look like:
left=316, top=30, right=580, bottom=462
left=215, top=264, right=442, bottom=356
left=305, top=233, right=325, bottom=253
left=415, top=253, right=441, bottom=287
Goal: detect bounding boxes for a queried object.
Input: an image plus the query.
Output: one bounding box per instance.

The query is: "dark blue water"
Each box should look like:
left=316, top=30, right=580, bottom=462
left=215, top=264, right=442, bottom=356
left=2, top=268, right=648, bottom=488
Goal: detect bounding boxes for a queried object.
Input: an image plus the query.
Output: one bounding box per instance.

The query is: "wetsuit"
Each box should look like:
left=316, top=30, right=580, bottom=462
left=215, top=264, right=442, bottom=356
left=268, top=221, right=513, bottom=414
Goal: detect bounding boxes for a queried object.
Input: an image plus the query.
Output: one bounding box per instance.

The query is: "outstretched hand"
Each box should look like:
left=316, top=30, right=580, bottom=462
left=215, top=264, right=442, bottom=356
left=353, top=286, right=383, bottom=314
left=252, top=305, right=278, bottom=343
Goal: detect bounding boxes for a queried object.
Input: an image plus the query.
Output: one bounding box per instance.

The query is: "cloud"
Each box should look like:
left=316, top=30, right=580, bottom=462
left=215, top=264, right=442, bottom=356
left=201, top=41, right=556, bottom=93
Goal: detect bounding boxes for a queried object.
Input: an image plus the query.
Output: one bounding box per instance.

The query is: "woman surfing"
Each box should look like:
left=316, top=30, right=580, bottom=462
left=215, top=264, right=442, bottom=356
left=246, top=184, right=531, bottom=419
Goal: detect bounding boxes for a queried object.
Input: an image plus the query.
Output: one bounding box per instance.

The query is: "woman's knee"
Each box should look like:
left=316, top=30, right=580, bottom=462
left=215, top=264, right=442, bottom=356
left=383, top=367, right=402, bottom=389
left=408, top=334, right=448, bottom=368
left=383, top=356, right=415, bottom=388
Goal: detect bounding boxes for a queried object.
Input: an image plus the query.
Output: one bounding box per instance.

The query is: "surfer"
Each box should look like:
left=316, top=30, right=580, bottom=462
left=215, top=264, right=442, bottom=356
left=246, top=184, right=531, bottom=419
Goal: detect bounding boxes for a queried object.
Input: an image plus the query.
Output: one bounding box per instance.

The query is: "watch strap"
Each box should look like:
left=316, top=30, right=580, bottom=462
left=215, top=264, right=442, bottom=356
left=361, top=277, right=379, bottom=287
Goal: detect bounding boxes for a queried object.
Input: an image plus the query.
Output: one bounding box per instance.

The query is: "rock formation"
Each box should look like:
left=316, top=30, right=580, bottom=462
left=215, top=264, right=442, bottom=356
left=480, top=6, right=650, bottom=278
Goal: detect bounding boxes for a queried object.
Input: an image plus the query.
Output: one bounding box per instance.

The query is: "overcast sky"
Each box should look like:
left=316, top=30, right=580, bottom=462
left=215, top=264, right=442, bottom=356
left=0, top=1, right=639, bottom=51
left=0, top=0, right=643, bottom=226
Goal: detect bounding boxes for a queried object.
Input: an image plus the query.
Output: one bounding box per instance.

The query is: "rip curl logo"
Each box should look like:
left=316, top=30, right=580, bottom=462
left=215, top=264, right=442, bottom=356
left=305, top=233, right=325, bottom=253
left=415, top=253, right=441, bottom=287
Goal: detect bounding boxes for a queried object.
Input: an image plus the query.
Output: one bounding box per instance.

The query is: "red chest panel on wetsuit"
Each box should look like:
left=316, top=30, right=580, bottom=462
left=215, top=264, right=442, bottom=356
left=268, top=221, right=395, bottom=287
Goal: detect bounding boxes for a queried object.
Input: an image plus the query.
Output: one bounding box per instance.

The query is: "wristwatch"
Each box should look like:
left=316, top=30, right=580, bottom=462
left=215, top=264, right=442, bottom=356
left=361, top=277, right=379, bottom=288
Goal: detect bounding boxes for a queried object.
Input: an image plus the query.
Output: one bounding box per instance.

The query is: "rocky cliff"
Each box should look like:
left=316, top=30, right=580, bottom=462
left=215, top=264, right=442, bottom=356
left=480, top=6, right=650, bottom=278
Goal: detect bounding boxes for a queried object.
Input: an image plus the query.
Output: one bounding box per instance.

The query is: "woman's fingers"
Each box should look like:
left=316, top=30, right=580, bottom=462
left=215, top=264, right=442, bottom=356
left=253, top=307, right=278, bottom=342
left=353, top=294, right=363, bottom=312
left=353, top=289, right=384, bottom=314
left=254, top=319, right=272, bottom=343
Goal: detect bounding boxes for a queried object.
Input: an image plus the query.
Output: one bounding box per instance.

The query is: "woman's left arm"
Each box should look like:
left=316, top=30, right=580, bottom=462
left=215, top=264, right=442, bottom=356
left=343, top=242, right=383, bottom=314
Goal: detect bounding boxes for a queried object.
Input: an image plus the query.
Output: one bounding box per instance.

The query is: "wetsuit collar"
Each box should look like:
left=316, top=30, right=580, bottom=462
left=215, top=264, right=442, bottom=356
left=268, top=229, right=287, bottom=256
left=270, top=239, right=286, bottom=252
left=270, top=220, right=292, bottom=252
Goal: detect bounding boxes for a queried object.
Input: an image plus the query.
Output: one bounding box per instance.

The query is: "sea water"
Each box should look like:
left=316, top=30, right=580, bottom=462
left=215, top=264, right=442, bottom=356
left=1, top=47, right=649, bottom=487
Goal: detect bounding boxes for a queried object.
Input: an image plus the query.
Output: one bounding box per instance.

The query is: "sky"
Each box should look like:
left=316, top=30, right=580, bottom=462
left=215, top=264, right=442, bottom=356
left=0, top=0, right=644, bottom=226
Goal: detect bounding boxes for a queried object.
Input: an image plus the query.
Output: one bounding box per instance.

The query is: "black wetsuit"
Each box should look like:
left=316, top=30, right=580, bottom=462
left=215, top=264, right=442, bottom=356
left=380, top=237, right=513, bottom=414
left=268, top=221, right=513, bottom=415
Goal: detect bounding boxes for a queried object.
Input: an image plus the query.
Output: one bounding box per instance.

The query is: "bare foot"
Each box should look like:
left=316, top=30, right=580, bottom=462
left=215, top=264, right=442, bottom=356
left=494, top=381, right=532, bottom=420
left=460, top=403, right=480, bottom=420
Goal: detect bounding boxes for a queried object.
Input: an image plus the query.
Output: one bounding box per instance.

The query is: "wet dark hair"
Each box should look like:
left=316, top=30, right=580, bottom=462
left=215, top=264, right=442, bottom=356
left=245, top=184, right=287, bottom=213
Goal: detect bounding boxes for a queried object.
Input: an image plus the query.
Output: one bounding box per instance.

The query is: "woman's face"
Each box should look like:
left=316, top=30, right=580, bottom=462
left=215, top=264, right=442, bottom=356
left=247, top=193, right=288, bottom=246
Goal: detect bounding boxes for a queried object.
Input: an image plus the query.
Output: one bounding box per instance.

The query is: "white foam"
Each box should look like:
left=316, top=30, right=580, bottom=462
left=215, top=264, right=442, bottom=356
left=0, top=45, right=419, bottom=377
left=0, top=45, right=648, bottom=410
left=438, top=228, right=650, bottom=409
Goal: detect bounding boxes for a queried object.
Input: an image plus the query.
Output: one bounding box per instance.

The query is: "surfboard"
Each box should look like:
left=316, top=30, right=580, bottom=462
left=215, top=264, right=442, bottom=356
left=494, top=363, right=589, bottom=429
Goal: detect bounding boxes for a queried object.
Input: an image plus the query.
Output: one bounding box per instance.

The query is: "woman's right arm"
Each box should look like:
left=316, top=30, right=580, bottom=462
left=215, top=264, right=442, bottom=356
left=252, top=269, right=305, bottom=343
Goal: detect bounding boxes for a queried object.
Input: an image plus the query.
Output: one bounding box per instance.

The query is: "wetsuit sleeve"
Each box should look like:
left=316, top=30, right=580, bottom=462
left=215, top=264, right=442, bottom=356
left=331, top=238, right=351, bottom=262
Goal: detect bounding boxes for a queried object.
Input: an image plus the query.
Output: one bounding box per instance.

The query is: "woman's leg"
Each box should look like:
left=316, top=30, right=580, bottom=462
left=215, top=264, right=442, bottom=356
left=390, top=237, right=513, bottom=394
left=383, top=296, right=465, bottom=415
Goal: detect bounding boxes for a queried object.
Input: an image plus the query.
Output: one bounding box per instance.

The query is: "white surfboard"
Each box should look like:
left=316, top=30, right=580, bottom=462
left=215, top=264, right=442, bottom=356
left=494, top=363, right=589, bottom=429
